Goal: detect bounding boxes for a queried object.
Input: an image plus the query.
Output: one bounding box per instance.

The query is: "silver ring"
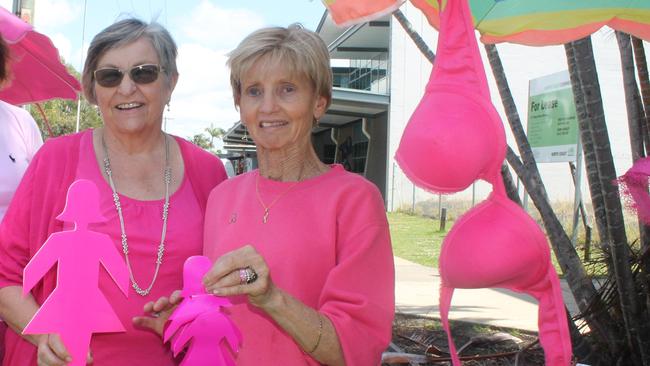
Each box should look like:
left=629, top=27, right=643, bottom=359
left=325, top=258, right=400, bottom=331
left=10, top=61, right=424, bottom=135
left=239, top=266, right=258, bottom=285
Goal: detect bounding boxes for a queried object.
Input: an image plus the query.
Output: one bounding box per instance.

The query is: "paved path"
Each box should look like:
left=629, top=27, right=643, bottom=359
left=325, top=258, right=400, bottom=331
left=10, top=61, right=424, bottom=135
left=394, top=256, right=578, bottom=332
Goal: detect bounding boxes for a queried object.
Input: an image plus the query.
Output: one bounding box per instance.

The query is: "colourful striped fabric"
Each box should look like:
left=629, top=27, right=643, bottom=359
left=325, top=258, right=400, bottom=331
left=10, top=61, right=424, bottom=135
left=323, top=0, right=650, bottom=45
left=322, top=0, right=403, bottom=26
left=411, top=0, right=650, bottom=45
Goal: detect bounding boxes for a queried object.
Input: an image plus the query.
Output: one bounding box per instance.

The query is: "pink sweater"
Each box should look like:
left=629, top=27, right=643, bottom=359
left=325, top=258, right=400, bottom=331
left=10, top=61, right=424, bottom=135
left=0, top=130, right=227, bottom=365
left=203, top=165, right=395, bottom=365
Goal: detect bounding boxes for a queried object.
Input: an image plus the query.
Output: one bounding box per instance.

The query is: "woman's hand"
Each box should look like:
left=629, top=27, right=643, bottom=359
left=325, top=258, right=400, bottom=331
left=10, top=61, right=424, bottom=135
left=36, top=334, right=93, bottom=365
left=203, top=245, right=278, bottom=309
left=132, top=290, right=183, bottom=337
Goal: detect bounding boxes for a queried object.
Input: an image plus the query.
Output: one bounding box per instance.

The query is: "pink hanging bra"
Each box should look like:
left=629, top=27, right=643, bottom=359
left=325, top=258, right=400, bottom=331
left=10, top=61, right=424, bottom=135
left=394, top=0, right=572, bottom=364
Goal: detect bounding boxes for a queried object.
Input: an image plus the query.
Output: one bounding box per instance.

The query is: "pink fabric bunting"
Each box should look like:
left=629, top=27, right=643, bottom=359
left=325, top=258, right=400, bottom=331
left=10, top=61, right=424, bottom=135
left=616, top=157, right=650, bottom=225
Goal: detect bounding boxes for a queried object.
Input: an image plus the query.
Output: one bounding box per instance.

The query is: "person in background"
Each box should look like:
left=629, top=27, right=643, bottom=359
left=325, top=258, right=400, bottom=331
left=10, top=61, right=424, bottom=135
left=0, top=18, right=226, bottom=365
left=0, top=31, right=43, bottom=363
left=142, top=24, right=395, bottom=366
left=0, top=35, right=43, bottom=223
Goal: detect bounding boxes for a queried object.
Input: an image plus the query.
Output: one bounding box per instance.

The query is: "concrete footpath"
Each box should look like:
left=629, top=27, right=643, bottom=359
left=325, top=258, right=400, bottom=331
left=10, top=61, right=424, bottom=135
left=394, top=257, right=579, bottom=332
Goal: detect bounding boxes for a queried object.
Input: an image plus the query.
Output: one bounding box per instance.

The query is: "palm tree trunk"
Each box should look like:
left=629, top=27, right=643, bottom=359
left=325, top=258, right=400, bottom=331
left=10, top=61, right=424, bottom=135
left=564, top=42, right=611, bottom=253
left=615, top=31, right=650, bottom=365
left=631, top=36, right=650, bottom=294
left=631, top=36, right=650, bottom=153
left=570, top=35, right=645, bottom=365
left=617, top=32, right=646, bottom=162
left=501, top=163, right=521, bottom=206
left=392, top=9, right=436, bottom=64
left=485, top=43, right=618, bottom=360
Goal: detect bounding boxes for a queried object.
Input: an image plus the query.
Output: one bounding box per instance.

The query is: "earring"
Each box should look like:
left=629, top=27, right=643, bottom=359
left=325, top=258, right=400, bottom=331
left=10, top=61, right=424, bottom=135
left=166, top=102, right=170, bottom=112
left=313, top=117, right=320, bottom=128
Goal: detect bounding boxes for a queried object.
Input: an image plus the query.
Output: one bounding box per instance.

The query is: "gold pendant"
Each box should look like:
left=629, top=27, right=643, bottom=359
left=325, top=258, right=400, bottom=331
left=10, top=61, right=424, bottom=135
left=263, top=208, right=269, bottom=224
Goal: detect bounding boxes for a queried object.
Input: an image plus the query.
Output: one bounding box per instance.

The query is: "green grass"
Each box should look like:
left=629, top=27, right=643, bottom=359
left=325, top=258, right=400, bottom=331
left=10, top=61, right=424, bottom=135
left=387, top=211, right=450, bottom=268
left=388, top=210, right=565, bottom=275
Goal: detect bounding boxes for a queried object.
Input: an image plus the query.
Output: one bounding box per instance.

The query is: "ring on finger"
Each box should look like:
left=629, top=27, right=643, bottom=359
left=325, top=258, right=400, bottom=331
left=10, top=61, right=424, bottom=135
left=239, top=266, right=258, bottom=285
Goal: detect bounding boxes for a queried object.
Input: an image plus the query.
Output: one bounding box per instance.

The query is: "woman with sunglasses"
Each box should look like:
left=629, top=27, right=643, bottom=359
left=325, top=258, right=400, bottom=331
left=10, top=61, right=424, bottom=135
left=140, top=25, right=395, bottom=366
left=0, top=18, right=227, bottom=365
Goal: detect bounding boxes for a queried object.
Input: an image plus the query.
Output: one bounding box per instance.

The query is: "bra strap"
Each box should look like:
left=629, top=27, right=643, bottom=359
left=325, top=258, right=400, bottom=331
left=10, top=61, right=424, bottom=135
left=528, top=266, right=574, bottom=365
left=427, top=0, right=490, bottom=100
left=439, top=285, right=462, bottom=365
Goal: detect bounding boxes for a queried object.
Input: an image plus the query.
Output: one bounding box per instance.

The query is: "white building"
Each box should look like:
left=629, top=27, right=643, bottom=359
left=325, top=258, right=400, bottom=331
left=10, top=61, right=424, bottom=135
left=226, top=5, right=642, bottom=215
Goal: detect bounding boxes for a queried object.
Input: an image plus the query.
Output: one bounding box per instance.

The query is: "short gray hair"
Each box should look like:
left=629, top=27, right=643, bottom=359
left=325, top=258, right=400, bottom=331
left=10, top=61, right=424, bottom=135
left=227, top=24, right=332, bottom=109
left=82, top=18, right=178, bottom=105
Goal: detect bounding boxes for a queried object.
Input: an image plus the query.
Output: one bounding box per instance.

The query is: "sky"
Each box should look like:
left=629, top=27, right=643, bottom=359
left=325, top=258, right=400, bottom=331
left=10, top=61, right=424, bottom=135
left=4, top=0, right=649, bottom=204
left=0, top=0, right=327, bottom=138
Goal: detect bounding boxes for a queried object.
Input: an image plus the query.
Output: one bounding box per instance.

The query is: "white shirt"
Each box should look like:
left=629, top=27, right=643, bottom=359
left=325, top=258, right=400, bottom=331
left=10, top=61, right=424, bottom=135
left=0, top=100, right=43, bottom=221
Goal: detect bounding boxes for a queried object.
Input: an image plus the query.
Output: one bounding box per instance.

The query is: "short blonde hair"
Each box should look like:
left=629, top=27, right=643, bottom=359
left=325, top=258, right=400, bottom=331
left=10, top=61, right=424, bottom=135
left=227, top=24, right=332, bottom=109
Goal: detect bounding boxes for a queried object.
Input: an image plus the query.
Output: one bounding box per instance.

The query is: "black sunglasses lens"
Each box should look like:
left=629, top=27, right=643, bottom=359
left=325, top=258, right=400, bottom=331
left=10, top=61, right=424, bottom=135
left=130, top=65, right=160, bottom=84
left=95, top=69, right=124, bottom=87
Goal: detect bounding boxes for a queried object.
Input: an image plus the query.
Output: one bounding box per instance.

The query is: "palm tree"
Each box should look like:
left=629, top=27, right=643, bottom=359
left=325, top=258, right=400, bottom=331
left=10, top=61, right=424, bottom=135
left=205, top=125, right=226, bottom=148
left=632, top=36, right=650, bottom=152
left=630, top=34, right=650, bottom=324
left=392, top=9, right=435, bottom=63
left=485, top=43, right=618, bottom=363
left=614, top=30, right=650, bottom=364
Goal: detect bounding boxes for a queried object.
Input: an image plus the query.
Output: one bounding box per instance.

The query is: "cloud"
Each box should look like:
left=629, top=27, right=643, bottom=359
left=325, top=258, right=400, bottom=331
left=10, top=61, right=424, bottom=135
left=175, top=0, right=265, bottom=50
left=165, top=0, right=267, bottom=138
left=167, top=43, right=240, bottom=138
left=33, top=0, right=80, bottom=30
left=0, top=0, right=11, bottom=11
left=48, top=32, right=73, bottom=64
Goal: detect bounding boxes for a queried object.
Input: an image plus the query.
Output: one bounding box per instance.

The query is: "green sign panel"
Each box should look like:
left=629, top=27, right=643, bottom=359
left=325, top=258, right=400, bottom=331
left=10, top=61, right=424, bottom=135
left=527, top=71, right=578, bottom=163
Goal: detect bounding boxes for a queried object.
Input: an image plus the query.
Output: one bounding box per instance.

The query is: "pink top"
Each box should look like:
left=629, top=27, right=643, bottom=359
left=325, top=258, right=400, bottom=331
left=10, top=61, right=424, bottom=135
left=203, top=165, right=395, bottom=366
left=0, top=130, right=227, bottom=365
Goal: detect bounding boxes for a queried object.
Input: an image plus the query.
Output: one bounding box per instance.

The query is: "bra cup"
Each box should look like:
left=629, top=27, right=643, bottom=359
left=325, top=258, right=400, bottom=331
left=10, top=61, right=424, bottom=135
left=439, top=193, right=573, bottom=365
left=439, top=194, right=550, bottom=290
left=395, top=87, right=506, bottom=193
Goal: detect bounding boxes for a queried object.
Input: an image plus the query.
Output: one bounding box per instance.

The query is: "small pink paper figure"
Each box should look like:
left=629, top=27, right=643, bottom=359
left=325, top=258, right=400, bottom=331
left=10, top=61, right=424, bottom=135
left=164, top=256, right=241, bottom=366
left=22, top=179, right=129, bottom=366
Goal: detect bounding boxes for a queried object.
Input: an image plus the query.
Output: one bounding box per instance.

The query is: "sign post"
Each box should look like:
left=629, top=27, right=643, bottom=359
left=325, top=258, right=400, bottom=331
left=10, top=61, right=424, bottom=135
left=527, top=71, right=584, bottom=246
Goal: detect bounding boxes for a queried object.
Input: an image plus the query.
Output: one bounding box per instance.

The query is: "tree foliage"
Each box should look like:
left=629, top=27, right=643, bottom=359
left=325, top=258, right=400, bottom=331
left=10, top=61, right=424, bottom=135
left=27, top=64, right=103, bottom=140
left=189, top=125, right=226, bottom=154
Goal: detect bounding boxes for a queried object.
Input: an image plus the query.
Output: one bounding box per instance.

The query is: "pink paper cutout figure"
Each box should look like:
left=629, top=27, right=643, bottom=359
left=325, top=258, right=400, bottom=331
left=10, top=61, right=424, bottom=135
left=164, top=256, right=241, bottom=366
left=616, top=157, right=650, bottom=224
left=22, top=179, right=129, bottom=366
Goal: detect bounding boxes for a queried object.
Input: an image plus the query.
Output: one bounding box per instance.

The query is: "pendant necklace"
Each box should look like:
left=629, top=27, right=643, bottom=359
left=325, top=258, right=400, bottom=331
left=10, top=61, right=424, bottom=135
left=254, top=172, right=300, bottom=224
left=102, top=132, right=171, bottom=296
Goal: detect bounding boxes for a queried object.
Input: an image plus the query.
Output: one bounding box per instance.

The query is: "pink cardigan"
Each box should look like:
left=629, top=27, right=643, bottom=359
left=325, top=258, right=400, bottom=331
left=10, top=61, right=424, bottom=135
left=0, top=130, right=226, bottom=363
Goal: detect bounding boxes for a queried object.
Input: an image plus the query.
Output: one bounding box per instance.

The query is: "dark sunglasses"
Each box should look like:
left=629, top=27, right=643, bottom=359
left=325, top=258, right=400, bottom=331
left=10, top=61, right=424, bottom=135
left=94, top=64, right=164, bottom=88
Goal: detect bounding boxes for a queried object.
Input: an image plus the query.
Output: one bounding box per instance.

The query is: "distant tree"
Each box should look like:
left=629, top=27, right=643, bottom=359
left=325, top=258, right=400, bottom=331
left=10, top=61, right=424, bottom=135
left=189, top=125, right=225, bottom=154
left=190, top=133, right=213, bottom=151
left=205, top=125, right=225, bottom=147
left=28, top=64, right=102, bottom=139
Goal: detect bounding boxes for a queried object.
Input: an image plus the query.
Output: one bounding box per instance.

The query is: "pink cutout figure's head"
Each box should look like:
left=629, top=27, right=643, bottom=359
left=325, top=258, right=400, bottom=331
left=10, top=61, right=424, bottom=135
left=394, top=0, right=505, bottom=193
left=56, top=179, right=106, bottom=225
left=182, top=255, right=213, bottom=297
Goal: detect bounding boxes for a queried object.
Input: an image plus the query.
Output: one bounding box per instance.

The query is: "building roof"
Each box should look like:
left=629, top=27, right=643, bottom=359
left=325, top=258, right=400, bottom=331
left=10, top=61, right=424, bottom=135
left=317, top=11, right=390, bottom=60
